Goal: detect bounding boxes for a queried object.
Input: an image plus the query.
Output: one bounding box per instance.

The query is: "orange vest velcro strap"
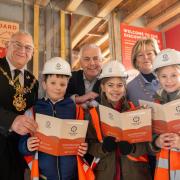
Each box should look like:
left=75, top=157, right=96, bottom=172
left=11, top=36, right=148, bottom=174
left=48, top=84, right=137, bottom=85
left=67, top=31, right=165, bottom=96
left=127, top=154, right=148, bottom=163
left=76, top=105, right=84, bottom=120
left=24, top=155, right=34, bottom=165
left=89, top=107, right=103, bottom=142
left=154, top=149, right=180, bottom=180
left=77, top=156, right=95, bottom=180
left=30, top=151, right=39, bottom=180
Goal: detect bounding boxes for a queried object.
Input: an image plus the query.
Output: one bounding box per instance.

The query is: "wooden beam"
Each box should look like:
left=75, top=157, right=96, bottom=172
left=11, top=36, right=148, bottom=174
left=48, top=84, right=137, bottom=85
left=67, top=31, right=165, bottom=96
left=123, top=0, right=162, bottom=24
left=94, top=32, right=109, bottom=46
left=71, top=16, right=91, bottom=38
left=102, top=48, right=110, bottom=57
left=65, top=0, right=83, bottom=12
left=33, top=4, right=39, bottom=79
left=97, top=0, right=123, bottom=18
left=146, top=2, right=180, bottom=29
left=160, top=15, right=180, bottom=32
left=35, top=0, right=50, bottom=6
left=72, top=0, right=122, bottom=48
left=72, top=17, right=101, bottom=48
left=60, top=10, right=66, bottom=59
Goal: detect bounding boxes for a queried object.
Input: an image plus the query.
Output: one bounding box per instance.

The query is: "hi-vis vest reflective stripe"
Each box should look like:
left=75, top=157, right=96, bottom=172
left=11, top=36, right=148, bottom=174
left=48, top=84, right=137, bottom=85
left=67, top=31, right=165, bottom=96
left=154, top=149, right=180, bottom=180
left=76, top=105, right=96, bottom=180
left=24, top=151, right=39, bottom=180
left=89, top=106, right=148, bottom=163
left=24, top=108, right=39, bottom=180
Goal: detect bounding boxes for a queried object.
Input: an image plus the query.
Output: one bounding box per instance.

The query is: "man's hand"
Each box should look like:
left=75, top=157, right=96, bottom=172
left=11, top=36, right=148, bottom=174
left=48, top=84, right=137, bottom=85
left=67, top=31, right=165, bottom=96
left=75, top=92, right=99, bottom=104
left=11, top=115, right=38, bottom=135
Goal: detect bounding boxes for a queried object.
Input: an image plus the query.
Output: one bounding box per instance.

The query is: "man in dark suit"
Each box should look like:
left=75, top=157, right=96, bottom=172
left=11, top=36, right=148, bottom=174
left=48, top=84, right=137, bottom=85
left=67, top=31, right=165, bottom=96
left=66, top=44, right=102, bottom=108
left=0, top=31, right=38, bottom=180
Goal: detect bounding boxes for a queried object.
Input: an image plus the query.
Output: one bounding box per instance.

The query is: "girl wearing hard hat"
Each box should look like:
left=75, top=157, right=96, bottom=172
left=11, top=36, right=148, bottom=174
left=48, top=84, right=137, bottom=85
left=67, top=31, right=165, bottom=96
left=86, top=60, right=153, bottom=180
left=151, top=49, right=180, bottom=180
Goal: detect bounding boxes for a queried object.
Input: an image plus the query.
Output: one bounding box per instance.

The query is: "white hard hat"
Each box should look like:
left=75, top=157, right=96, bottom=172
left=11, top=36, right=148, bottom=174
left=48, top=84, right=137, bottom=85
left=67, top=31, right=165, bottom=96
left=99, top=60, right=128, bottom=79
left=153, top=49, right=180, bottom=71
left=42, top=57, right=72, bottom=76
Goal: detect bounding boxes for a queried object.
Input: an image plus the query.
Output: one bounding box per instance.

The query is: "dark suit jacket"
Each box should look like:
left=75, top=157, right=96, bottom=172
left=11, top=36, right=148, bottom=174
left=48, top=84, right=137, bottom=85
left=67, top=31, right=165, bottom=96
left=66, top=70, right=101, bottom=101
left=0, top=57, right=38, bottom=180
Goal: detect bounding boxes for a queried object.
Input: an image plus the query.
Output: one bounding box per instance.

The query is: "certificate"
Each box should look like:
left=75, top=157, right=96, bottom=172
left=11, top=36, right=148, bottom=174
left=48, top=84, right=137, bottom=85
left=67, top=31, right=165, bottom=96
left=35, top=113, right=89, bottom=156
left=139, top=99, right=180, bottom=134
left=99, top=105, right=152, bottom=143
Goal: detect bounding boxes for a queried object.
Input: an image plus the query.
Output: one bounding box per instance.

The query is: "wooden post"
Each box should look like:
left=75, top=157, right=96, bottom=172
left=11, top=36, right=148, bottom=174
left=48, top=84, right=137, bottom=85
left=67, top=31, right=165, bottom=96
left=33, top=4, right=39, bottom=79
left=60, top=10, right=66, bottom=59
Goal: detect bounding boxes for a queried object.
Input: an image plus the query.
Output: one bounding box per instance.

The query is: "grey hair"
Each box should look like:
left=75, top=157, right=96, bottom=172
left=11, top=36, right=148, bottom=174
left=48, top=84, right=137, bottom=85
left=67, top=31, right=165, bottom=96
left=10, top=31, right=34, bottom=47
left=79, top=43, right=102, bottom=60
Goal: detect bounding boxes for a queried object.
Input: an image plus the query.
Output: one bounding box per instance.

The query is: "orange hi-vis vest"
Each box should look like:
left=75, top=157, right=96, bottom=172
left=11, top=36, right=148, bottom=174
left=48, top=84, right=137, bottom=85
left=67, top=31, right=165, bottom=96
left=154, top=149, right=180, bottom=180
left=76, top=105, right=96, bottom=180
left=88, top=105, right=149, bottom=164
left=24, top=108, right=39, bottom=180
left=24, top=152, right=39, bottom=180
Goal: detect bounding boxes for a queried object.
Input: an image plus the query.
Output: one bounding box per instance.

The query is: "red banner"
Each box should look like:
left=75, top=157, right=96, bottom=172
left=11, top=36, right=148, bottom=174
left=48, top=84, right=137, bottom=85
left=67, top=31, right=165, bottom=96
left=120, top=23, right=163, bottom=69
left=0, top=21, right=19, bottom=58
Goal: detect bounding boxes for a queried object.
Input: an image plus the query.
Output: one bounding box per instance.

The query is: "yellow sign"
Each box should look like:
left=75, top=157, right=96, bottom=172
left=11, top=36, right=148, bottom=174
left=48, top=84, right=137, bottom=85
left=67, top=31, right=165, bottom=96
left=0, top=20, right=19, bottom=47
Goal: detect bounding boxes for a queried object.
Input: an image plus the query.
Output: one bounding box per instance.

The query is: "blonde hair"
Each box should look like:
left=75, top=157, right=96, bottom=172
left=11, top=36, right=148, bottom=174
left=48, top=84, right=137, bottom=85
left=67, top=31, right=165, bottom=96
left=131, top=38, right=160, bottom=69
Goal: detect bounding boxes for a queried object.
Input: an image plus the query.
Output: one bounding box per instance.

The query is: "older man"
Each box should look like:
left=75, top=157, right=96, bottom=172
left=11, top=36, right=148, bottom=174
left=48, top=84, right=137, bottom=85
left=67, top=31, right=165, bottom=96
left=0, top=31, right=38, bottom=180
left=66, top=44, right=103, bottom=107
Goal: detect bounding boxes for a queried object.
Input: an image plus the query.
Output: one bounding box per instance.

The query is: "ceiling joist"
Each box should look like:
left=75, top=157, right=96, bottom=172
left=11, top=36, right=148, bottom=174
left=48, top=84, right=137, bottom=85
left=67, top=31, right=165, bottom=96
left=94, top=32, right=109, bottom=46
left=146, top=1, right=180, bottom=29
left=35, top=0, right=50, bottom=6
left=123, top=0, right=163, bottom=24
left=160, top=15, right=180, bottom=32
left=65, top=0, right=83, bottom=12
left=72, top=0, right=123, bottom=48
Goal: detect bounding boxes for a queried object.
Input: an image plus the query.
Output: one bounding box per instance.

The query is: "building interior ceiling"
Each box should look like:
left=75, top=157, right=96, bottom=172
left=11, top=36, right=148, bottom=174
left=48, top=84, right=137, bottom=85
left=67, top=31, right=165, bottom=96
left=1, top=0, right=179, bottom=66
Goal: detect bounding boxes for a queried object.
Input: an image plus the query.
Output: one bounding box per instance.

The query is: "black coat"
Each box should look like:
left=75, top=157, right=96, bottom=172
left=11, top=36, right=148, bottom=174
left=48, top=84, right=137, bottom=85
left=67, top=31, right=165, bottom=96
left=0, top=57, right=38, bottom=180
left=66, top=70, right=101, bottom=101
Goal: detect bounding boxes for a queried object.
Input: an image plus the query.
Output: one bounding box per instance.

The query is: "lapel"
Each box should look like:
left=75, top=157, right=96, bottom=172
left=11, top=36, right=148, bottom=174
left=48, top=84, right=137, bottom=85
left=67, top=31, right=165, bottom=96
left=0, top=57, right=13, bottom=79
left=78, top=70, right=86, bottom=95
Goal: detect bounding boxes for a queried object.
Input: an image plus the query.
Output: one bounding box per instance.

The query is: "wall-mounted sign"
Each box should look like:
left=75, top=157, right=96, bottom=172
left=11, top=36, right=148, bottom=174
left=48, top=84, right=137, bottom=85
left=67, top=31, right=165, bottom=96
left=0, top=20, right=19, bottom=58
left=120, top=23, right=163, bottom=70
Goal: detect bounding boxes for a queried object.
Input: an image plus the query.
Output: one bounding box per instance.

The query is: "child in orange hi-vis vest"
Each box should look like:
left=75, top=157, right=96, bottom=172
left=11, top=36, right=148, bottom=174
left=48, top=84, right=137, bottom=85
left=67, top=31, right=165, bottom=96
left=85, top=60, right=157, bottom=180
left=151, top=49, right=180, bottom=180
left=19, top=57, right=88, bottom=180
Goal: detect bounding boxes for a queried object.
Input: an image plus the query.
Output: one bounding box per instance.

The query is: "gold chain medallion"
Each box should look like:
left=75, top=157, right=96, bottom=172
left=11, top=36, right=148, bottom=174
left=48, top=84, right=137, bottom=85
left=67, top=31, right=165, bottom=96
left=0, top=67, right=36, bottom=111
left=13, top=94, right=26, bottom=111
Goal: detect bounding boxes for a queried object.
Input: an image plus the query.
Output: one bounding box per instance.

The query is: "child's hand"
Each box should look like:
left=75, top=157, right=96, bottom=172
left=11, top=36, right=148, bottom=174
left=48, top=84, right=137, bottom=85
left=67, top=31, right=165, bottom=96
left=27, top=137, right=40, bottom=152
left=168, top=133, right=180, bottom=149
left=155, top=133, right=173, bottom=149
left=77, top=142, right=88, bottom=157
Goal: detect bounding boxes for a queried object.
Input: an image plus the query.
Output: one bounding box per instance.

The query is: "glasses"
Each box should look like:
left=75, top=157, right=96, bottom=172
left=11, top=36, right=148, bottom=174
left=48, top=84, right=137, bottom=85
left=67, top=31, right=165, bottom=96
left=82, top=56, right=101, bottom=63
left=11, top=41, right=34, bottom=53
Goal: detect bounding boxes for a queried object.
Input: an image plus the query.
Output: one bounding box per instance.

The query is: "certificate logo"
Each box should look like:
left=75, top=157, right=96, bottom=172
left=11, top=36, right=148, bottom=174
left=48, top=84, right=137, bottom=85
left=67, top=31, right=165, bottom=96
left=108, top=112, right=114, bottom=120
left=131, top=116, right=141, bottom=126
left=45, top=121, right=51, bottom=128
left=176, top=105, right=180, bottom=113
left=69, top=125, right=78, bottom=136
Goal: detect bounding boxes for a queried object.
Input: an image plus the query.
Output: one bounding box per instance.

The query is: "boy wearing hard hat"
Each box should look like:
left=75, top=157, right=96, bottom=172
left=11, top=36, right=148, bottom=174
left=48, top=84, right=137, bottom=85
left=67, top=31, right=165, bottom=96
left=19, top=57, right=87, bottom=180
left=151, top=49, right=180, bottom=180
left=86, top=60, right=153, bottom=180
